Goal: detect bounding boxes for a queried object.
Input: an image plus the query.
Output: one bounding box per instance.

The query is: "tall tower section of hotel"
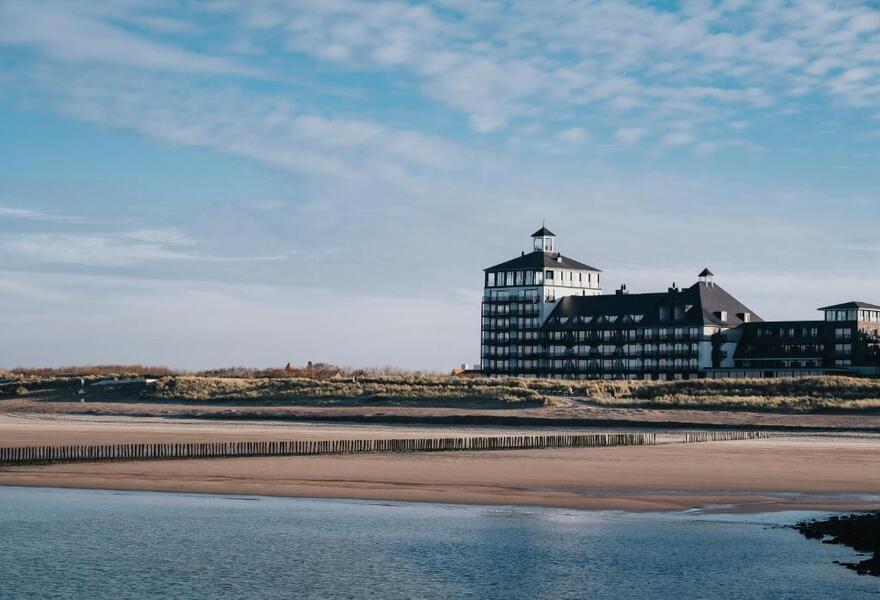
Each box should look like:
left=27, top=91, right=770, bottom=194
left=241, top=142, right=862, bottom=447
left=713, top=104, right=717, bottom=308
left=481, top=227, right=602, bottom=374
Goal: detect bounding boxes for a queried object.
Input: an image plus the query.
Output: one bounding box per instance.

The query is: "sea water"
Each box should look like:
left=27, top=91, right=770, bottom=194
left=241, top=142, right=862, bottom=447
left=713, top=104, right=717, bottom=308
left=0, top=487, right=875, bottom=599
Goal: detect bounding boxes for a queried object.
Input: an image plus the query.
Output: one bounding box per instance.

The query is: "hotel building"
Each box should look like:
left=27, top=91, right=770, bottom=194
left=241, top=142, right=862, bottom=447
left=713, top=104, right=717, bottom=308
left=481, top=227, right=880, bottom=379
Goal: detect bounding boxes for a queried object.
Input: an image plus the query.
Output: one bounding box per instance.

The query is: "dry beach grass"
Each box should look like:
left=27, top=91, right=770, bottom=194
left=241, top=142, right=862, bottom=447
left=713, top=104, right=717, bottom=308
left=5, top=369, right=880, bottom=412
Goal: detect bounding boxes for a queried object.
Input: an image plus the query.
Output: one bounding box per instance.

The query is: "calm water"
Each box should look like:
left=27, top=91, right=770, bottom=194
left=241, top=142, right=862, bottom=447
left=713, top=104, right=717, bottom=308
left=0, top=487, right=876, bottom=599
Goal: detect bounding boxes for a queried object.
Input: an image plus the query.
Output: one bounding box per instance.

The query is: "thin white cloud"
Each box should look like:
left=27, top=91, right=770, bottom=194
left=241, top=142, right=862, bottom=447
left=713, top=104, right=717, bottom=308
left=4, top=0, right=879, bottom=150
left=19, top=69, right=462, bottom=192
left=695, top=142, right=718, bottom=156
left=836, top=243, right=880, bottom=253
left=556, top=127, right=588, bottom=144
left=0, top=1, right=256, bottom=76
left=662, top=131, right=696, bottom=147
left=614, top=127, right=646, bottom=145
left=1, top=231, right=287, bottom=267
left=227, top=0, right=880, bottom=135
left=0, top=205, right=89, bottom=222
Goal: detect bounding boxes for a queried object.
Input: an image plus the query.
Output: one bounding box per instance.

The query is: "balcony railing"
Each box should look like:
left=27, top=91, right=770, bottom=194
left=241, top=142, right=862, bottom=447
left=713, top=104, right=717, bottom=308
left=482, top=297, right=540, bottom=305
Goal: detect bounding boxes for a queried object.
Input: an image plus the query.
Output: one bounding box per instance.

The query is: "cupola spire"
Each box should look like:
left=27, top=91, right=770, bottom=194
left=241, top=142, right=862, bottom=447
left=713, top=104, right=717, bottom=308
left=531, top=224, right=556, bottom=252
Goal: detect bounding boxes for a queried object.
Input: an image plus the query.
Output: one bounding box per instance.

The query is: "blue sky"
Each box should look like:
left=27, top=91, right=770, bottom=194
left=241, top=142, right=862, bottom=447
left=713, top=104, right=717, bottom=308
left=1, top=0, right=879, bottom=370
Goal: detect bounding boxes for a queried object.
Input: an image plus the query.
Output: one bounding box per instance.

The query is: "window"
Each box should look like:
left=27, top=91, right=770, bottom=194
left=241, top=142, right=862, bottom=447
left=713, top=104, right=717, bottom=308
left=534, top=270, right=544, bottom=285
left=525, top=270, right=534, bottom=285
left=545, top=270, right=554, bottom=282
left=487, top=273, right=495, bottom=287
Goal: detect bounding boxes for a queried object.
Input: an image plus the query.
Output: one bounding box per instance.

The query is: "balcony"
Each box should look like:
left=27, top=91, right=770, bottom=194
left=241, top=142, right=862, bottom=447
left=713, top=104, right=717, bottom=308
left=482, top=296, right=540, bottom=305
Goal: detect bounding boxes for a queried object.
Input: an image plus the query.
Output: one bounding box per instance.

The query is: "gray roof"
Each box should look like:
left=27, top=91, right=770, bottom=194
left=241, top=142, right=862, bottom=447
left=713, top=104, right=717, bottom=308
left=547, top=282, right=762, bottom=327
left=485, top=251, right=601, bottom=273
left=698, top=267, right=714, bottom=277
left=531, top=226, right=555, bottom=237
left=817, top=301, right=880, bottom=311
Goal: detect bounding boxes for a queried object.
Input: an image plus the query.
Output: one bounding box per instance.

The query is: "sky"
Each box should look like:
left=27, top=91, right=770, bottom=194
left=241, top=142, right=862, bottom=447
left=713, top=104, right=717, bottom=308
left=1, top=0, right=879, bottom=371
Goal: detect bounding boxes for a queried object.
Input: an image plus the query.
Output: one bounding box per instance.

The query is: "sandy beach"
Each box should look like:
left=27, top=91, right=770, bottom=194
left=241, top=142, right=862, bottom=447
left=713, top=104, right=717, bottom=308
left=2, top=412, right=879, bottom=512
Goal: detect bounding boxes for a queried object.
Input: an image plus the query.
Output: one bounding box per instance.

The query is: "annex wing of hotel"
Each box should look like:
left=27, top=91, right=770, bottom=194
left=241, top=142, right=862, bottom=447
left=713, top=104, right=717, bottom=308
left=480, top=227, right=880, bottom=380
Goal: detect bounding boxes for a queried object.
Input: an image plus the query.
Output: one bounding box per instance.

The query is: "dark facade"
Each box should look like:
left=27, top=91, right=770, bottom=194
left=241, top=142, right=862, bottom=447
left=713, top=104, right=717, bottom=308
left=729, top=303, right=880, bottom=375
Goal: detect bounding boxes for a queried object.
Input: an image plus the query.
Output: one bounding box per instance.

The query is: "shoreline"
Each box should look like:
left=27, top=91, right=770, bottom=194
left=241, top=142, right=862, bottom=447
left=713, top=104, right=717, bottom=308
left=2, top=480, right=878, bottom=515
left=1, top=482, right=876, bottom=516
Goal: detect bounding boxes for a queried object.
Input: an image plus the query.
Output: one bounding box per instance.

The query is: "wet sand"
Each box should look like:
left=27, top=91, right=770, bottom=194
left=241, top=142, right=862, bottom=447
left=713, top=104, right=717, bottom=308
left=0, top=412, right=611, bottom=446
left=3, top=433, right=879, bottom=512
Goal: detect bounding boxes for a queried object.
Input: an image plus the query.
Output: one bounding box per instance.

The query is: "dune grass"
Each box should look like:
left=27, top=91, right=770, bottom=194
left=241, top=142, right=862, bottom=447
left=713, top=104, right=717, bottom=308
left=3, top=366, right=880, bottom=412
left=145, top=374, right=880, bottom=411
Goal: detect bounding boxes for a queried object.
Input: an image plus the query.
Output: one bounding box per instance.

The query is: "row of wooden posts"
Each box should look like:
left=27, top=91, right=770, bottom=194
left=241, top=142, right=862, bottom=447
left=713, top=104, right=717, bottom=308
left=682, top=431, right=769, bottom=443
left=0, top=431, right=767, bottom=465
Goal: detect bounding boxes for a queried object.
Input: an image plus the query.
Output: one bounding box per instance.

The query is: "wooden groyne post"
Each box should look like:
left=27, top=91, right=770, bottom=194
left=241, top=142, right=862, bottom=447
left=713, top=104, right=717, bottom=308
left=682, top=431, right=769, bottom=443
left=0, top=431, right=770, bottom=466
left=0, top=432, right=658, bottom=465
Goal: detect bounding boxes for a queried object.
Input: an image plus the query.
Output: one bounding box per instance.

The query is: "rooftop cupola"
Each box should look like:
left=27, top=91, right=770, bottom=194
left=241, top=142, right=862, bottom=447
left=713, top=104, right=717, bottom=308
left=531, top=225, right=556, bottom=253
left=698, top=267, right=715, bottom=285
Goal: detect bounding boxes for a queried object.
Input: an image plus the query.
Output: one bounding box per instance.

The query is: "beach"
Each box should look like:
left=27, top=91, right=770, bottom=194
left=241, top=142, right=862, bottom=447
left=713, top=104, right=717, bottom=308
left=2, top=411, right=879, bottom=512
